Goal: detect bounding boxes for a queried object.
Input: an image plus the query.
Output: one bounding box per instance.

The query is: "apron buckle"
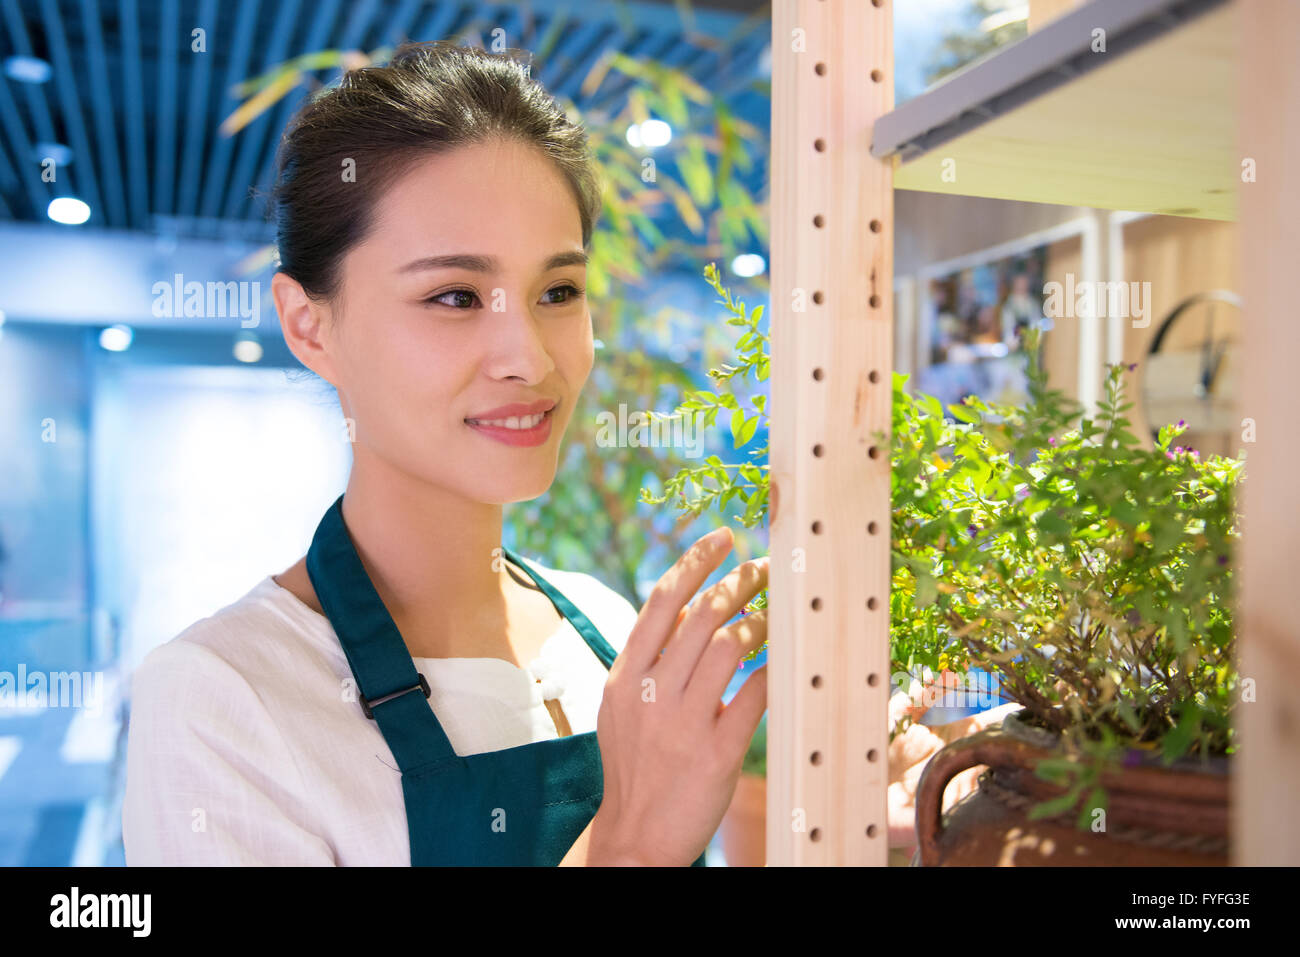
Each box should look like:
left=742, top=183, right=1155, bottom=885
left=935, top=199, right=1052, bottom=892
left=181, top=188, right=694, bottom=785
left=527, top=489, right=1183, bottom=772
left=358, top=673, right=431, bottom=719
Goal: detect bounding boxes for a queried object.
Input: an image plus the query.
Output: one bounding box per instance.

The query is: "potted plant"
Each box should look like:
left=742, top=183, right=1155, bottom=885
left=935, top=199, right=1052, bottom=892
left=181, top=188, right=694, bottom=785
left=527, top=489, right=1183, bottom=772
left=890, top=328, right=1244, bottom=865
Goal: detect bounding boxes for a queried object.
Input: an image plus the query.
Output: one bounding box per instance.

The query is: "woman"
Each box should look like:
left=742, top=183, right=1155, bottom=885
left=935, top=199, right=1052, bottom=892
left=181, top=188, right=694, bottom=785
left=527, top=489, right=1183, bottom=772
left=122, top=40, right=768, bottom=866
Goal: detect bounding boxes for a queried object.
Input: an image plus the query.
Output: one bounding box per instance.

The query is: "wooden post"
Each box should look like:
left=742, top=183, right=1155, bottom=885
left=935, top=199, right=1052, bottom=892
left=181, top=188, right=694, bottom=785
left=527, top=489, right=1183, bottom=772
left=769, top=0, right=893, bottom=865
left=1233, top=0, right=1300, bottom=867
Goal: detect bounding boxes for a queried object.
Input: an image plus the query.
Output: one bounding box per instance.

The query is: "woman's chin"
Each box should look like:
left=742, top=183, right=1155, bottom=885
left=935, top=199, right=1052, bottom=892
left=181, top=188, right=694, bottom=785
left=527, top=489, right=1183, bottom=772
left=467, top=469, right=557, bottom=506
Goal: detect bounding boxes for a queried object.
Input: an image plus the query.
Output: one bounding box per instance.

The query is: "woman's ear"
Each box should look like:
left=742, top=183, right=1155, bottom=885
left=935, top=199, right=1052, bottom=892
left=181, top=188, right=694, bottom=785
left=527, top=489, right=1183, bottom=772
left=272, top=270, right=340, bottom=386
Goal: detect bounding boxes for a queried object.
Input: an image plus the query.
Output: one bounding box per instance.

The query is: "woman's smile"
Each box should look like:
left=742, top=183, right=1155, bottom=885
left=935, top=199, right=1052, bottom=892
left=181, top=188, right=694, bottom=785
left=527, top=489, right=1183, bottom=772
left=465, top=400, right=558, bottom=447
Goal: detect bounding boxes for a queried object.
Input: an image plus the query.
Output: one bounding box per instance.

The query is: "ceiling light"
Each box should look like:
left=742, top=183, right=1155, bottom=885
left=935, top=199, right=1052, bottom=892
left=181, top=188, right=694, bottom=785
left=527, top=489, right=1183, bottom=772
left=99, top=325, right=133, bottom=351
left=48, top=197, right=91, bottom=225
left=3, top=55, right=51, bottom=83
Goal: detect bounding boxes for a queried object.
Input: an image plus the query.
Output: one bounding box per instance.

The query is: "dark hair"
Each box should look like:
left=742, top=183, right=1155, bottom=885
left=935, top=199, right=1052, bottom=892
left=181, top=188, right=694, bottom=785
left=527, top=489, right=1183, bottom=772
left=269, top=40, right=603, bottom=306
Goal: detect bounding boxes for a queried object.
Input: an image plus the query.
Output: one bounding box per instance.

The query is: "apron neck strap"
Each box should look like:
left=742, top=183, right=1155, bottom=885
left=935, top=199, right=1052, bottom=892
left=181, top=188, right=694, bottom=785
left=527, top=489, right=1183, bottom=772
left=306, top=494, right=457, bottom=771
left=498, top=546, right=620, bottom=670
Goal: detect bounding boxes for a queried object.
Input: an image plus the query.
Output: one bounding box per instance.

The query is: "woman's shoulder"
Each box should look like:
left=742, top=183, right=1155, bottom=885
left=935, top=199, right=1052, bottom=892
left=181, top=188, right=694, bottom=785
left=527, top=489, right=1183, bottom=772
left=130, top=575, right=340, bottom=702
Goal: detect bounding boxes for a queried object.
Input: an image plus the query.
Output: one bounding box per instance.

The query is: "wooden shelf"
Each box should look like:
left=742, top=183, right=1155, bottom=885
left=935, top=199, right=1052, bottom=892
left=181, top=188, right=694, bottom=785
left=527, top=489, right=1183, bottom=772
left=871, top=0, right=1238, bottom=220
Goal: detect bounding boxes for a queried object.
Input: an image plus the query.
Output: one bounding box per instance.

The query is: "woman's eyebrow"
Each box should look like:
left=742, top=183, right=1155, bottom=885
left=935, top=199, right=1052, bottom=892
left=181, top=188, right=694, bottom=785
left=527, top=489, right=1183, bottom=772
left=396, top=251, right=588, bottom=274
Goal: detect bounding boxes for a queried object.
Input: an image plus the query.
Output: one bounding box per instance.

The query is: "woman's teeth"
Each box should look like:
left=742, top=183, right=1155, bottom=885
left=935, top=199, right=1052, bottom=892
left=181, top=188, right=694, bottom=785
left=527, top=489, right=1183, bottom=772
left=468, top=412, right=546, bottom=430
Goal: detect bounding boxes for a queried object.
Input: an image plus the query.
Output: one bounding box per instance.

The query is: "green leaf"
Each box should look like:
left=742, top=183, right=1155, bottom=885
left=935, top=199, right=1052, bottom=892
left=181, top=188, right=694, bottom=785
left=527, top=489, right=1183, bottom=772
left=1026, top=785, right=1083, bottom=821
left=1162, top=707, right=1202, bottom=762
left=736, top=414, right=759, bottom=447
left=914, top=573, right=938, bottom=609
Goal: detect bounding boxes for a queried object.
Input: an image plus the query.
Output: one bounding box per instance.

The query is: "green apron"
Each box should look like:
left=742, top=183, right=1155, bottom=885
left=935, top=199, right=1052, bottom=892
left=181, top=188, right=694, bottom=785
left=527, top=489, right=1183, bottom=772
left=305, top=495, right=707, bottom=866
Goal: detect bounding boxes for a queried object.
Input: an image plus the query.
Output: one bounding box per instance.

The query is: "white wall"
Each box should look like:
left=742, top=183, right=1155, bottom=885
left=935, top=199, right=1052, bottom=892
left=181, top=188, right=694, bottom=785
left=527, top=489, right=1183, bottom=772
left=90, top=363, right=351, bottom=671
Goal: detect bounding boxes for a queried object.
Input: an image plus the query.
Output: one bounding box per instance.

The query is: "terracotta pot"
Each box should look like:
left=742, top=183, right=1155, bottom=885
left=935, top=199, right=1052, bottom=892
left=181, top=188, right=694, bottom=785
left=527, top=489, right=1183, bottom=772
left=915, top=709, right=1230, bottom=866
left=720, top=773, right=766, bottom=866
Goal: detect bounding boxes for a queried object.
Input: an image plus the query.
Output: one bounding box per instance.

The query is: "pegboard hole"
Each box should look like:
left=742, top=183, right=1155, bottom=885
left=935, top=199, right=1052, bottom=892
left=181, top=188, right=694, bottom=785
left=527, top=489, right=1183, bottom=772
left=813, top=214, right=825, bottom=228
left=811, top=520, right=822, bottom=534
left=814, top=138, right=826, bottom=152
left=812, top=443, right=824, bottom=457
left=866, top=824, right=879, bottom=839
left=812, top=290, right=824, bottom=305
left=811, top=675, right=823, bottom=688
left=867, top=596, right=879, bottom=611
left=867, top=520, right=879, bottom=535
left=810, top=597, right=822, bottom=611
left=867, top=673, right=879, bottom=687
left=869, top=294, right=881, bottom=309
left=867, top=748, right=879, bottom=762
left=870, top=219, right=882, bottom=233
left=814, top=62, right=826, bottom=76
left=810, top=751, right=822, bottom=766
left=812, top=367, right=824, bottom=381
left=868, top=369, right=880, bottom=383
left=870, top=69, right=883, bottom=83
left=868, top=445, right=880, bottom=459
left=810, top=828, right=822, bottom=842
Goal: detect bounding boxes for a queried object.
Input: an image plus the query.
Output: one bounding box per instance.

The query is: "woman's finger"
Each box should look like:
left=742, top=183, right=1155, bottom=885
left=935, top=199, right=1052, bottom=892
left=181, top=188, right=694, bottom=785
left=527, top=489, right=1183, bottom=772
left=684, top=607, right=767, bottom=712
left=658, top=556, right=767, bottom=692
left=618, top=527, right=733, bottom=675
left=715, top=664, right=767, bottom=764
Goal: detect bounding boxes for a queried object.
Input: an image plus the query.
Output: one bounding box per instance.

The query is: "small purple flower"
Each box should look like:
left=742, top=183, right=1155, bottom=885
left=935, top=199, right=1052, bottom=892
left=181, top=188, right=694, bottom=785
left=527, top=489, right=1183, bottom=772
left=1177, top=419, right=1186, bottom=428
left=1122, top=750, right=1143, bottom=769
left=968, top=524, right=979, bottom=537
left=1048, top=437, right=1056, bottom=446
left=1174, top=446, right=1183, bottom=454
left=1018, top=487, right=1030, bottom=499
left=1218, top=555, right=1228, bottom=566
left=1166, top=451, right=1175, bottom=459
left=1128, top=362, right=1138, bottom=372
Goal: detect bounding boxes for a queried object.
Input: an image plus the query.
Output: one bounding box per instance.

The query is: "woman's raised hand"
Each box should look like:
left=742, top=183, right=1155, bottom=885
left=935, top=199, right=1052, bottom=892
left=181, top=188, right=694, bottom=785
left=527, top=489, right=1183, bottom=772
left=588, top=526, right=768, bottom=866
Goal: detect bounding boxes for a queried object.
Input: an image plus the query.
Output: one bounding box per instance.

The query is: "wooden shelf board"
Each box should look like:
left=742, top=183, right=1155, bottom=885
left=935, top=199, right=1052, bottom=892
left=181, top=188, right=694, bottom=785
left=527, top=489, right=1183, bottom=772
left=875, top=0, right=1238, bottom=219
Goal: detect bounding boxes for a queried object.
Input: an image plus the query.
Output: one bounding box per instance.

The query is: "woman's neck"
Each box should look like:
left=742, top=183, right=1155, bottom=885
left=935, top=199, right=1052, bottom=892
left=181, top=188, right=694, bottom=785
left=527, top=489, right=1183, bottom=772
left=335, top=453, right=513, bottom=653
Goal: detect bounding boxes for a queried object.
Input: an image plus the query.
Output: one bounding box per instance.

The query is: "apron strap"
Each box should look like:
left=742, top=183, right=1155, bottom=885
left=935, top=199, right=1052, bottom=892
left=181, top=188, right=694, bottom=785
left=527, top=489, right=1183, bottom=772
left=499, top=546, right=621, bottom=670
left=306, top=495, right=458, bottom=772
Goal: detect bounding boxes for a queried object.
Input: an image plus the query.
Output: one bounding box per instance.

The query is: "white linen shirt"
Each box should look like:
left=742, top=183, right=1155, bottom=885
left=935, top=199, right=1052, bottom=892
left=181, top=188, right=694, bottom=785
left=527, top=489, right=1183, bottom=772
left=121, top=560, right=639, bottom=866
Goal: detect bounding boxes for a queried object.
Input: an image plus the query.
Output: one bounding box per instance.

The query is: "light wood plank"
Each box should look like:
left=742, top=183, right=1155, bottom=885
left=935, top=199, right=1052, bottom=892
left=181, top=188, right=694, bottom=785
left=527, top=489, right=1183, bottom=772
left=1233, top=0, right=1300, bottom=867
left=769, top=0, right=893, bottom=865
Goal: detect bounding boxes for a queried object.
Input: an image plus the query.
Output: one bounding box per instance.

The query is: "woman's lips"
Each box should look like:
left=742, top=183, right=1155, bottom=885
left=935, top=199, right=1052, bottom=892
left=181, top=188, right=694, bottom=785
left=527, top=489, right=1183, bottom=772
left=465, top=407, right=555, bottom=447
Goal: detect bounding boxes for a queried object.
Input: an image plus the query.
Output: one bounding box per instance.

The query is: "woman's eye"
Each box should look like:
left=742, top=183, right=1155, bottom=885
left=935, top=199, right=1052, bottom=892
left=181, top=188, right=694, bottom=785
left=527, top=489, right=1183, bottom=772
left=426, top=289, right=479, bottom=308
left=544, top=283, right=585, bottom=305
left=424, top=284, right=584, bottom=309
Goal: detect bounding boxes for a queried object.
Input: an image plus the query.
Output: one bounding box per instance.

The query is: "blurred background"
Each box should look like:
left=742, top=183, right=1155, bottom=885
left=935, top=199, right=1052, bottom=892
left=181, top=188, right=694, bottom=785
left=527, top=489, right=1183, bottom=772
left=0, top=0, right=1239, bottom=866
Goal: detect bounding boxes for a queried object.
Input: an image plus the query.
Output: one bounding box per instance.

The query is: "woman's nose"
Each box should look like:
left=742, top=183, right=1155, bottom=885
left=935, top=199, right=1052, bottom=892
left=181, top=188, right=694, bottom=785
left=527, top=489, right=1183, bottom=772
left=482, top=299, right=557, bottom=383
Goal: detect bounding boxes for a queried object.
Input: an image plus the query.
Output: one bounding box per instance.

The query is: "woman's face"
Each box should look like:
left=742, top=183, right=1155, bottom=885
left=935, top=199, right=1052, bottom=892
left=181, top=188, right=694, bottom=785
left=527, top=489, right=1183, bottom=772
left=316, top=137, right=593, bottom=505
